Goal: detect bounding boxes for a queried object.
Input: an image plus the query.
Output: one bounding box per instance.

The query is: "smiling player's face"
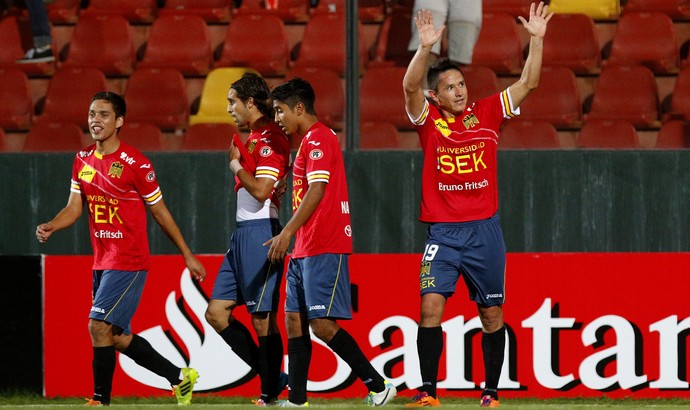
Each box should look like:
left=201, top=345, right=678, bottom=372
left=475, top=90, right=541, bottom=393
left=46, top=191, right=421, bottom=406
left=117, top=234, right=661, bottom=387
left=88, top=99, right=123, bottom=143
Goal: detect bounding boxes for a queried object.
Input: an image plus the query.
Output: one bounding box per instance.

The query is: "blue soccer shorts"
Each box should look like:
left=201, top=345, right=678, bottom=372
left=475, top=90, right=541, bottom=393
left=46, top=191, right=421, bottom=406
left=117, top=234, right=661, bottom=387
left=90, top=269, right=147, bottom=334
left=211, top=219, right=283, bottom=313
left=419, top=213, right=506, bottom=307
left=285, top=253, right=352, bottom=320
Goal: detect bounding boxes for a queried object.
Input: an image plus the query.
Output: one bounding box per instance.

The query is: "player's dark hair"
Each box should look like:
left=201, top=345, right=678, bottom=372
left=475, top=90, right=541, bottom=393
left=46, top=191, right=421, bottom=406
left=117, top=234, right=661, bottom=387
left=427, top=58, right=464, bottom=93
left=230, top=72, right=274, bottom=118
left=91, top=91, right=126, bottom=118
left=270, top=77, right=316, bottom=115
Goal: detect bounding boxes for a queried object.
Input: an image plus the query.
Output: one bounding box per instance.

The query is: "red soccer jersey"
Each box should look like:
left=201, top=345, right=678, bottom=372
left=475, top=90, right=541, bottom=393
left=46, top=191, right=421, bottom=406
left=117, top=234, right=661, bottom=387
left=291, top=122, right=352, bottom=257
left=234, top=121, right=291, bottom=205
left=70, top=141, right=162, bottom=271
left=410, top=90, right=519, bottom=223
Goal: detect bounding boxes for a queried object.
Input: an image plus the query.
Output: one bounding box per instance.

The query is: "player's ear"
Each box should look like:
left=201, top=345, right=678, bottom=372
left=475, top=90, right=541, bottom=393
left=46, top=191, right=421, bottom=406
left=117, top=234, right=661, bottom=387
left=428, top=90, right=440, bottom=105
left=116, top=116, right=124, bottom=129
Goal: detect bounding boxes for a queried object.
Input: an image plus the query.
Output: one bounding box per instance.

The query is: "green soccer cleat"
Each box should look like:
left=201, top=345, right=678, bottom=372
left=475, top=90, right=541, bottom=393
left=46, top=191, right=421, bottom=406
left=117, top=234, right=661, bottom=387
left=172, top=367, right=199, bottom=406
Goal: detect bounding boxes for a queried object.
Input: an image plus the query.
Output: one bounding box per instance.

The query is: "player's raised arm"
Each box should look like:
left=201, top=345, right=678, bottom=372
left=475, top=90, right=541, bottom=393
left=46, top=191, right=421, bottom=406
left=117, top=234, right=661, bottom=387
left=403, top=9, right=445, bottom=119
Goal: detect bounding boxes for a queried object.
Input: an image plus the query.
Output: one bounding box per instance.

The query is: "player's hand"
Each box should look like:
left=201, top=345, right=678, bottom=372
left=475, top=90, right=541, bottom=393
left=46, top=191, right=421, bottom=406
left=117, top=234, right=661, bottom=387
left=185, top=255, right=207, bottom=282
left=228, top=140, right=241, bottom=162
left=264, top=232, right=290, bottom=264
left=414, top=9, right=445, bottom=49
left=518, top=1, right=552, bottom=38
left=36, top=222, right=54, bottom=243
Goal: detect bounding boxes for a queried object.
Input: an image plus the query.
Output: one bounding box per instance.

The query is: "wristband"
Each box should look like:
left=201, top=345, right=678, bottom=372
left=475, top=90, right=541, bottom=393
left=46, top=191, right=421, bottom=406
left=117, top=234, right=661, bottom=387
left=229, top=159, right=244, bottom=174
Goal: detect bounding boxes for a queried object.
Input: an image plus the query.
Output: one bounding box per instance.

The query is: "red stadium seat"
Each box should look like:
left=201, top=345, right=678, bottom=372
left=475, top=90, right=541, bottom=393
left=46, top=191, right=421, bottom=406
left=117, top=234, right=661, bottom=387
left=359, top=121, right=401, bottom=149
left=138, top=14, right=213, bottom=76
left=61, top=14, right=135, bottom=76
left=0, top=16, right=55, bottom=76
left=543, top=13, right=600, bottom=74
left=118, top=122, right=164, bottom=151
left=584, top=65, right=660, bottom=129
left=159, top=0, right=232, bottom=22
left=0, top=68, right=32, bottom=131
left=124, top=68, right=189, bottom=130
left=286, top=66, right=345, bottom=130
left=36, top=67, right=108, bottom=130
left=0, top=128, right=8, bottom=152
left=655, top=120, right=690, bottom=148
left=664, top=66, right=690, bottom=121
left=291, top=11, right=367, bottom=76
left=312, top=0, right=386, bottom=22
left=482, top=0, right=533, bottom=18
left=499, top=119, right=561, bottom=149
left=471, top=13, right=523, bottom=75
left=23, top=122, right=85, bottom=152
left=359, top=66, right=409, bottom=130
left=462, top=65, right=500, bottom=104
left=216, top=13, right=290, bottom=77
left=180, top=123, right=238, bottom=151
left=518, top=66, right=582, bottom=129
left=82, top=0, right=158, bottom=24
left=234, top=0, right=310, bottom=23
left=369, top=7, right=413, bottom=67
left=577, top=120, right=640, bottom=149
left=45, top=0, right=80, bottom=24
left=623, top=0, right=690, bottom=20
left=605, top=12, right=679, bottom=74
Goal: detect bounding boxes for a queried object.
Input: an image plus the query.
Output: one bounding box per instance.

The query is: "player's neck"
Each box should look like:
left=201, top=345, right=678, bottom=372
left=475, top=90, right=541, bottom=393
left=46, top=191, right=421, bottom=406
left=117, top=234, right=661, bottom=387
left=96, top=135, right=121, bottom=156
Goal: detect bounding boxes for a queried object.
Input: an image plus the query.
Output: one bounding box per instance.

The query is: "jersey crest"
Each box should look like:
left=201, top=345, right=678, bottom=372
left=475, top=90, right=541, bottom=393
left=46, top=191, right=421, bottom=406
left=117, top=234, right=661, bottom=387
left=108, top=162, right=124, bottom=178
left=247, top=138, right=258, bottom=154
left=462, top=113, right=480, bottom=129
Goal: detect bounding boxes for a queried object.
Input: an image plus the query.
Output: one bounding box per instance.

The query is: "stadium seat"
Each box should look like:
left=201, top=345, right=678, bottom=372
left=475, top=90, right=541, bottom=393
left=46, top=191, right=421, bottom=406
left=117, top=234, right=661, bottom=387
left=655, top=120, right=690, bottom=148
left=124, top=68, right=189, bottom=130
left=138, top=14, right=213, bottom=76
left=0, top=68, right=32, bottom=131
left=61, top=14, right=135, bottom=76
left=518, top=66, right=582, bottom=129
left=462, top=65, right=500, bottom=104
left=548, top=0, right=620, bottom=19
left=499, top=119, right=561, bottom=149
left=0, top=16, right=55, bottom=76
left=359, top=66, right=408, bottom=130
left=36, top=67, right=108, bottom=130
left=359, top=121, right=402, bottom=149
left=286, top=66, right=345, bottom=130
left=584, top=65, right=660, bottom=129
left=23, top=122, right=85, bottom=152
left=0, top=128, right=10, bottom=152
left=82, top=0, right=158, bottom=23
left=180, top=123, right=238, bottom=151
left=312, top=0, right=386, bottom=22
left=605, top=12, right=679, bottom=74
left=159, top=0, right=232, bottom=22
left=45, top=0, right=80, bottom=23
left=665, top=66, right=690, bottom=121
left=482, top=0, right=533, bottom=17
left=189, top=67, right=259, bottom=126
left=543, top=13, right=600, bottom=74
left=234, top=0, right=310, bottom=23
left=369, top=7, right=413, bottom=67
left=471, top=13, right=523, bottom=75
left=623, top=0, right=690, bottom=20
left=117, top=122, right=164, bottom=151
left=215, top=13, right=290, bottom=77
left=577, top=120, right=640, bottom=149
left=291, top=11, right=367, bottom=76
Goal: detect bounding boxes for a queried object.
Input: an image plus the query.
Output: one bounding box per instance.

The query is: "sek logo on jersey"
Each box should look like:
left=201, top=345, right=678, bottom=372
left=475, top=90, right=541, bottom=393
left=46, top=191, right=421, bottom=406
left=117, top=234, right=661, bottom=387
left=437, top=144, right=487, bottom=175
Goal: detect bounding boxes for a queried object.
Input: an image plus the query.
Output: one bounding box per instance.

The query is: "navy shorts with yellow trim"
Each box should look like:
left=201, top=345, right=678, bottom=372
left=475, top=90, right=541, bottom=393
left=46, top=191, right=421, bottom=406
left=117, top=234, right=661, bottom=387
left=211, top=218, right=283, bottom=313
left=90, top=269, right=147, bottom=334
left=419, top=213, right=506, bottom=306
left=285, top=253, right=352, bottom=320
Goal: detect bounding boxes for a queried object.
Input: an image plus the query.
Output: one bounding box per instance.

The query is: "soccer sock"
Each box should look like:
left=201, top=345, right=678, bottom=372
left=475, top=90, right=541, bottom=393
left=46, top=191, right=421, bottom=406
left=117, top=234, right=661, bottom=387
left=287, top=336, right=312, bottom=404
left=92, top=345, right=116, bottom=405
left=257, top=336, right=272, bottom=400
left=121, top=334, right=181, bottom=385
left=327, top=328, right=385, bottom=393
left=417, top=326, right=443, bottom=398
left=218, top=320, right=260, bottom=371
left=482, top=325, right=506, bottom=400
left=266, top=332, right=284, bottom=397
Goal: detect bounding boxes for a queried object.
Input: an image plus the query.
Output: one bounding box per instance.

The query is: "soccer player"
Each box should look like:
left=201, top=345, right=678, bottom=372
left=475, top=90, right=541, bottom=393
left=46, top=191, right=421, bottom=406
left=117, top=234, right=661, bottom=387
left=204, top=72, right=291, bottom=406
left=402, top=3, right=552, bottom=408
left=35, top=92, right=206, bottom=406
left=266, top=78, right=397, bottom=407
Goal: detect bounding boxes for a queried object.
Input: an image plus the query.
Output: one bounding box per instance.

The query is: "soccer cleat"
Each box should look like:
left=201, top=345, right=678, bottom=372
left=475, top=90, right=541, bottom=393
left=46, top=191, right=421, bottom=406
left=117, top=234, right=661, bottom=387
left=480, top=395, right=500, bottom=408
left=277, top=400, right=309, bottom=407
left=404, top=391, right=441, bottom=407
left=364, top=380, right=397, bottom=406
left=252, top=398, right=270, bottom=406
left=83, top=398, right=103, bottom=407
left=16, top=46, right=55, bottom=64
left=172, top=367, right=199, bottom=406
